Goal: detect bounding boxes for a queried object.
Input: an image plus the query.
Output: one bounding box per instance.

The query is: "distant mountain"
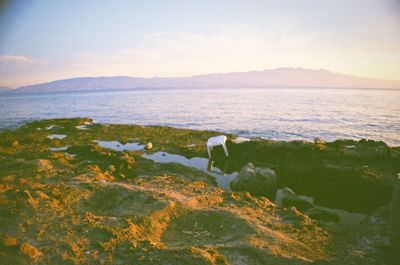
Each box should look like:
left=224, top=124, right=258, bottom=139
left=0, top=87, right=12, bottom=93
left=14, top=68, right=400, bottom=93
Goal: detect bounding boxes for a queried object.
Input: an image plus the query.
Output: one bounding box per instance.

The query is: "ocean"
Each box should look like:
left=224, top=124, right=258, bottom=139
left=1, top=87, right=399, bottom=146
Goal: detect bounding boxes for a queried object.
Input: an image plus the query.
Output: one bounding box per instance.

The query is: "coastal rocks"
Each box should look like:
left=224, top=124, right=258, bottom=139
left=278, top=188, right=339, bottom=222
left=146, top=142, right=153, bottom=150
left=36, top=159, right=54, bottom=173
left=230, top=163, right=277, bottom=198
left=281, top=187, right=314, bottom=211
left=3, top=235, right=17, bottom=246
left=20, top=242, right=42, bottom=261
left=306, top=208, right=340, bottom=223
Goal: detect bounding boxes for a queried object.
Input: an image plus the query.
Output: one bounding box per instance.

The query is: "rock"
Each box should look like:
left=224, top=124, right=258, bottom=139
left=146, top=142, right=153, bottom=150
left=281, top=207, right=311, bottom=224
left=108, top=165, right=116, bottom=173
left=281, top=187, right=314, bottom=211
left=3, top=235, right=17, bottom=246
left=20, top=242, right=42, bottom=261
left=230, top=163, right=277, bottom=198
left=306, top=208, right=340, bottom=222
left=37, top=159, right=53, bottom=172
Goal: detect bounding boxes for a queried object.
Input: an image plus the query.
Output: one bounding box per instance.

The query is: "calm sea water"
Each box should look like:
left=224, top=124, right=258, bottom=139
left=1, top=88, right=399, bottom=146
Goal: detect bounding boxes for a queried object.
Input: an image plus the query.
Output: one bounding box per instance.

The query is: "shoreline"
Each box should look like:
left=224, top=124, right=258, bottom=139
left=0, top=117, right=399, bottom=148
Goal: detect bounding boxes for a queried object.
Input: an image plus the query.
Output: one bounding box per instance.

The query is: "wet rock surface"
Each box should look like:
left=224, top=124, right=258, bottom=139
left=230, top=163, right=277, bottom=199
left=281, top=187, right=314, bottom=211
left=0, top=118, right=398, bottom=264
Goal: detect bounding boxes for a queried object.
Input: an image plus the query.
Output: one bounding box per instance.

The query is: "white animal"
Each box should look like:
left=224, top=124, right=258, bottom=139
left=207, top=135, right=229, bottom=158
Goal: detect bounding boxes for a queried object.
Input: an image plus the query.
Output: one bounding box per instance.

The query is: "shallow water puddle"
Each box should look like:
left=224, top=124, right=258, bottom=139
left=76, top=125, right=89, bottom=130
left=92, top=140, right=367, bottom=224
left=143, top=152, right=238, bottom=191
left=143, top=151, right=367, bottom=223
left=47, top=134, right=66, bottom=140
left=315, top=206, right=366, bottom=225
left=46, top=125, right=63, bottom=130
left=93, top=140, right=144, bottom=152
left=93, top=140, right=237, bottom=190
left=49, top=146, right=70, bottom=151
left=274, top=188, right=366, bottom=225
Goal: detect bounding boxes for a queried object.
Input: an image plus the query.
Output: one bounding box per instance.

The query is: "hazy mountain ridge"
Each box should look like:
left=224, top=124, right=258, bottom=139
left=13, top=68, right=400, bottom=93
left=0, top=87, right=12, bottom=93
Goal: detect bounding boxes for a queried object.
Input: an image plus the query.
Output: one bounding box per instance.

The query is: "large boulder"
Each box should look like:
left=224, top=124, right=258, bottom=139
left=281, top=187, right=314, bottom=211
left=230, top=163, right=277, bottom=199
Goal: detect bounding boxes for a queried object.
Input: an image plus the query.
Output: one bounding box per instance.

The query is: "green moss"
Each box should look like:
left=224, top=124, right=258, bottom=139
left=0, top=118, right=397, bottom=264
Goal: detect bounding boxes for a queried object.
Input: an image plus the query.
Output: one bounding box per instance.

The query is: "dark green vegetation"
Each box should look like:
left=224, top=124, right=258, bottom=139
left=0, top=118, right=398, bottom=264
left=222, top=138, right=399, bottom=213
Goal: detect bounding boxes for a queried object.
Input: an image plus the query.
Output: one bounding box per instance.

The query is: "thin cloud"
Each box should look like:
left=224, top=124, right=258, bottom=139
left=0, top=54, right=48, bottom=64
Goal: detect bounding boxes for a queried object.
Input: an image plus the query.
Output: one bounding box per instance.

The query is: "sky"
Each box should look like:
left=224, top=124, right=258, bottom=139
left=0, top=0, right=400, bottom=88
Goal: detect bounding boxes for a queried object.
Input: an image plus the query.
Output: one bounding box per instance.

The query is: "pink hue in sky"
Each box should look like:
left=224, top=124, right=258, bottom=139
left=0, top=0, right=400, bottom=88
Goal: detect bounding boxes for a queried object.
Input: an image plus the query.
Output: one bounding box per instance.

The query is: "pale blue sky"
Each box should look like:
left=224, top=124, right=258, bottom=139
left=1, top=0, right=399, bottom=88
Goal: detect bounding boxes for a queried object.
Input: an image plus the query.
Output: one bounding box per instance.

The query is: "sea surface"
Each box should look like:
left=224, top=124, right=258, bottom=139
left=1, top=88, right=399, bottom=146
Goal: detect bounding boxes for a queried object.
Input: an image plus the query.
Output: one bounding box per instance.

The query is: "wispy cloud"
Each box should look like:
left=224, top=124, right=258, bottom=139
left=68, top=24, right=394, bottom=78
left=0, top=55, right=48, bottom=65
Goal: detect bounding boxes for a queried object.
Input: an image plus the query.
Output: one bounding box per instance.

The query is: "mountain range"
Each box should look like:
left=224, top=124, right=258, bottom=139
left=5, top=68, right=400, bottom=93
left=0, top=87, right=12, bottom=93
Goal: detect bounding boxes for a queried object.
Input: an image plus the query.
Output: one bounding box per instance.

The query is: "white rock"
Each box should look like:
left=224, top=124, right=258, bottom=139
left=146, top=142, right=153, bottom=150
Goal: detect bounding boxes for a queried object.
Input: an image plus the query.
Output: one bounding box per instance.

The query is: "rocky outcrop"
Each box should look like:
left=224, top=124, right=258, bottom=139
left=281, top=187, right=314, bottom=211
left=36, top=159, right=54, bottom=173
left=306, top=208, right=339, bottom=223
left=230, top=163, right=277, bottom=198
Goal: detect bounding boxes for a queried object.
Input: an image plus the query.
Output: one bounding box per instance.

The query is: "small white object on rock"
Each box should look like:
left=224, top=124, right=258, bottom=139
left=146, top=142, right=153, bottom=150
left=207, top=135, right=228, bottom=158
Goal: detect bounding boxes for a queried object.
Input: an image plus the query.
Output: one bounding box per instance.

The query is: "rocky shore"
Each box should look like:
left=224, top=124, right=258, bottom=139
left=0, top=118, right=399, bottom=264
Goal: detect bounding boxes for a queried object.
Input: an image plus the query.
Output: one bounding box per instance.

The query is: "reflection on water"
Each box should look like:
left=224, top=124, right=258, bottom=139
left=93, top=140, right=144, bottom=152
left=93, top=139, right=238, bottom=190
left=143, top=151, right=238, bottom=191
left=49, top=146, right=70, bottom=151
left=47, top=134, right=66, bottom=140
left=1, top=88, right=399, bottom=145
left=45, top=125, right=62, bottom=130
left=94, top=139, right=367, bottom=223
left=76, top=125, right=89, bottom=130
